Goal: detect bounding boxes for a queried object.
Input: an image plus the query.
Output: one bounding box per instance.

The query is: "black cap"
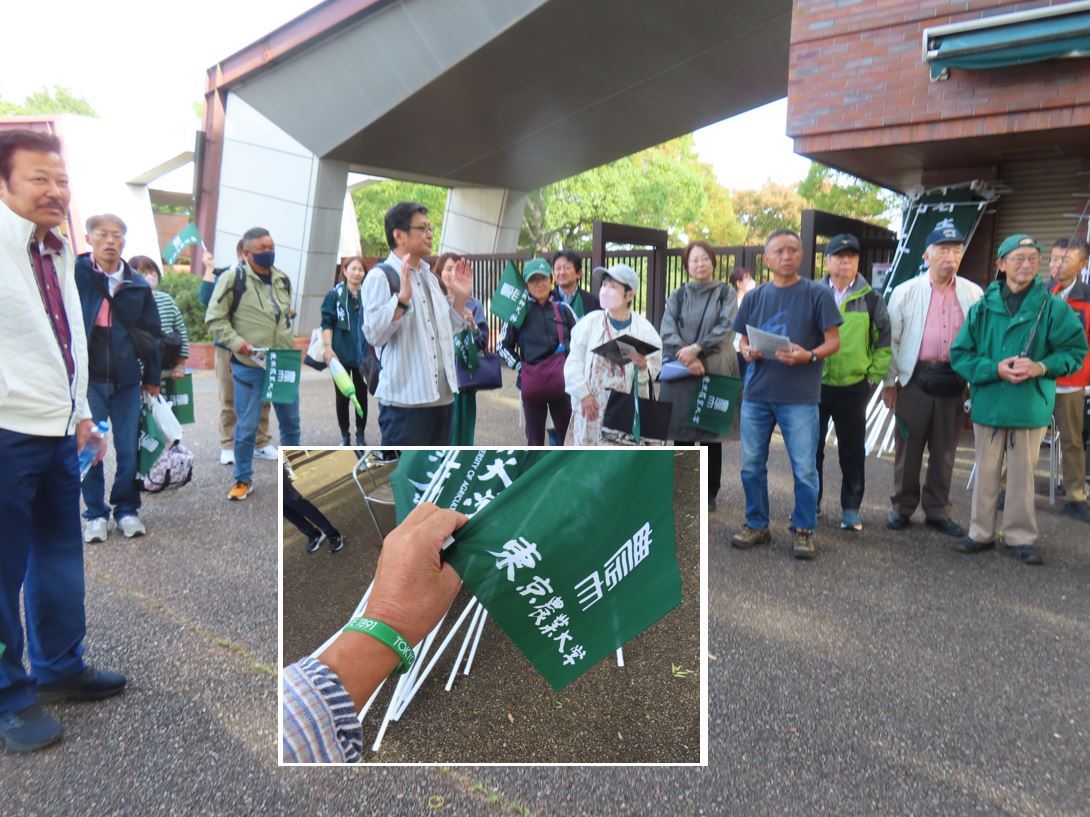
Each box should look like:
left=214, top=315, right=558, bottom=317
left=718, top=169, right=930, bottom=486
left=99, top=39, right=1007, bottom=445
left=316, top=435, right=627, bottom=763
left=825, top=234, right=860, bottom=255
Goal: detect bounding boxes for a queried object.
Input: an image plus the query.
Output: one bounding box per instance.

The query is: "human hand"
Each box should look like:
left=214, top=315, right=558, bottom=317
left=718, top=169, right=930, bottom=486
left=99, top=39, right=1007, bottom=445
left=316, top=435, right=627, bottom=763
left=202, top=250, right=216, bottom=282
left=582, top=394, right=599, bottom=422
left=677, top=345, right=696, bottom=365
left=142, top=383, right=161, bottom=397
left=625, top=350, right=648, bottom=370
left=775, top=343, right=810, bottom=366
left=687, top=359, right=706, bottom=377
left=998, top=357, right=1031, bottom=383
left=398, top=256, right=414, bottom=306
left=323, top=347, right=335, bottom=365
left=741, top=342, right=762, bottom=363
left=447, top=258, right=474, bottom=301
left=76, top=419, right=108, bottom=467
left=882, top=386, right=898, bottom=409
left=237, top=340, right=254, bottom=356
left=171, top=366, right=186, bottom=379
left=363, top=503, right=467, bottom=647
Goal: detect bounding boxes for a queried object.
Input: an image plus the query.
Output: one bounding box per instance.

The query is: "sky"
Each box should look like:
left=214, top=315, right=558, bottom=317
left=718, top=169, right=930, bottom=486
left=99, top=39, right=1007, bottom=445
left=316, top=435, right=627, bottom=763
left=1, top=0, right=810, bottom=192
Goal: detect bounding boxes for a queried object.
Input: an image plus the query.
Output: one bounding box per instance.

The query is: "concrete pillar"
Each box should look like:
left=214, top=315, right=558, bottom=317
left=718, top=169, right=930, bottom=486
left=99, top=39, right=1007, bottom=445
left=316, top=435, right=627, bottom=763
left=439, top=187, right=527, bottom=255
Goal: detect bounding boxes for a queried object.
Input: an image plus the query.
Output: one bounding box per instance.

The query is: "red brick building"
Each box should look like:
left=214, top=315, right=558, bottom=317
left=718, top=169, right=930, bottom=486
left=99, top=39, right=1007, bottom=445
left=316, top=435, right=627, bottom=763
left=787, top=0, right=1090, bottom=286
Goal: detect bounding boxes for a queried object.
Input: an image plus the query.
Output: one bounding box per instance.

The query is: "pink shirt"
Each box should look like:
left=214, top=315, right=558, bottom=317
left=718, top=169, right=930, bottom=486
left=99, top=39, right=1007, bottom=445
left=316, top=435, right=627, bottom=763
left=918, top=277, right=964, bottom=363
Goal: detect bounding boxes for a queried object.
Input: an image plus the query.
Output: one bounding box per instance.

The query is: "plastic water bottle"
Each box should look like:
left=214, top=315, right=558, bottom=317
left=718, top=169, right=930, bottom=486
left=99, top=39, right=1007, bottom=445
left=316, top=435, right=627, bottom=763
left=78, top=421, right=110, bottom=480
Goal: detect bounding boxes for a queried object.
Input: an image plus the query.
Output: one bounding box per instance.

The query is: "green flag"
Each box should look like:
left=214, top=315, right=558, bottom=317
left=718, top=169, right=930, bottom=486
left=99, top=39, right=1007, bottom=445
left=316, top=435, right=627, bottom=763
left=261, top=349, right=302, bottom=404
left=489, top=261, right=530, bottom=327
left=444, top=450, right=682, bottom=691
left=454, top=328, right=480, bottom=372
left=161, top=374, right=195, bottom=424
left=688, top=374, right=741, bottom=434
left=137, top=402, right=169, bottom=476
left=163, top=223, right=204, bottom=265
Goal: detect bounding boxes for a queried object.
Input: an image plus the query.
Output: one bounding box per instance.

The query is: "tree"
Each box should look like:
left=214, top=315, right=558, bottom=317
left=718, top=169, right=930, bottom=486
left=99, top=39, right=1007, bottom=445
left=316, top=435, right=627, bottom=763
left=732, top=182, right=806, bottom=244
left=797, top=162, right=901, bottom=226
left=684, top=176, right=747, bottom=247
left=0, top=86, right=97, bottom=117
left=352, top=180, right=449, bottom=257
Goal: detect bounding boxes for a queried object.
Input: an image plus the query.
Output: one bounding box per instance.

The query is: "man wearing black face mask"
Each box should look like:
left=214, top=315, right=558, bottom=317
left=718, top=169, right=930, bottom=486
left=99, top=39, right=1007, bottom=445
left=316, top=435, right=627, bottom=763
left=205, top=226, right=300, bottom=501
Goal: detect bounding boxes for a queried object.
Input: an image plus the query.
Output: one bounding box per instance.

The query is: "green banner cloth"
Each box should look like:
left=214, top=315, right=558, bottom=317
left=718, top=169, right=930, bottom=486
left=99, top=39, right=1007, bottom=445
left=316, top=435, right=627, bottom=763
left=489, top=261, right=530, bottom=327
left=161, top=374, right=195, bottom=424
left=454, top=328, right=480, bottom=371
left=444, top=450, right=681, bottom=690
left=163, top=223, right=203, bottom=265
left=137, top=403, right=169, bottom=477
left=688, top=374, right=741, bottom=434
left=262, top=349, right=302, bottom=404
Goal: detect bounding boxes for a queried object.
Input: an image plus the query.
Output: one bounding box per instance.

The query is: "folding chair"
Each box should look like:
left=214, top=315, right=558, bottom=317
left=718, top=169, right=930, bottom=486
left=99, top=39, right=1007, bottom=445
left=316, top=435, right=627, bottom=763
left=351, top=451, right=399, bottom=541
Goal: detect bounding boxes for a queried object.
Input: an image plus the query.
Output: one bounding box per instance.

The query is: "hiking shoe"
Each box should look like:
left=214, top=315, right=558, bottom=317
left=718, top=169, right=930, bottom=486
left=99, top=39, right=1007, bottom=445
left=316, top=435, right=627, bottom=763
left=83, top=517, right=109, bottom=544
left=1, top=705, right=62, bottom=752
left=36, top=666, right=126, bottom=703
left=730, top=526, right=771, bottom=549
left=306, top=533, right=326, bottom=554
left=328, top=533, right=345, bottom=553
left=885, top=510, right=910, bottom=530
left=925, top=517, right=966, bottom=538
left=1006, top=544, right=1043, bottom=566
left=955, top=537, right=995, bottom=554
left=254, top=445, right=279, bottom=461
left=791, top=528, right=816, bottom=560
left=227, top=481, right=253, bottom=501
left=1062, top=501, right=1090, bottom=523
left=117, top=515, right=145, bottom=538
left=840, top=508, right=863, bottom=531
left=219, top=448, right=234, bottom=465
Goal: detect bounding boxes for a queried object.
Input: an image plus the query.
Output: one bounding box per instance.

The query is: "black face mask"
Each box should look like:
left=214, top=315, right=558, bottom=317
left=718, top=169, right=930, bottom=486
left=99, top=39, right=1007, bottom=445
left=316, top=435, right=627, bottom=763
left=250, top=250, right=275, bottom=270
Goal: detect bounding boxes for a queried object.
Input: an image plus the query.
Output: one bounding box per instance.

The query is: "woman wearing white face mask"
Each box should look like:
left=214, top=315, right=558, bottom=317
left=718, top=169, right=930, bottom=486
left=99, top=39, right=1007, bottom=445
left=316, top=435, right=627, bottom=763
left=564, top=264, right=663, bottom=445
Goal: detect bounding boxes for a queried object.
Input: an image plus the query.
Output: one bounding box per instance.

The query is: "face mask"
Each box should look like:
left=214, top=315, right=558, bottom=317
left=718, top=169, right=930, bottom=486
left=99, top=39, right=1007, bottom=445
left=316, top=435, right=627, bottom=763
left=599, top=286, right=625, bottom=311
left=251, top=251, right=275, bottom=269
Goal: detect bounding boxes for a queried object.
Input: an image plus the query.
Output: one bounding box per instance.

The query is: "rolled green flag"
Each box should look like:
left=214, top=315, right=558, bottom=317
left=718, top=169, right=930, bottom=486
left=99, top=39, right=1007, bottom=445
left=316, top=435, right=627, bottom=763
left=489, top=261, right=530, bottom=328
left=328, top=358, right=363, bottom=418
left=163, top=223, right=204, bottom=265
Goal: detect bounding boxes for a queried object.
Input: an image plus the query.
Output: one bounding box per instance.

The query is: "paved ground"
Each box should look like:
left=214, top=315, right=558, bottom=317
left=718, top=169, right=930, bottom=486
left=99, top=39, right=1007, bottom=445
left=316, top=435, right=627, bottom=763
left=3, top=367, right=1087, bottom=816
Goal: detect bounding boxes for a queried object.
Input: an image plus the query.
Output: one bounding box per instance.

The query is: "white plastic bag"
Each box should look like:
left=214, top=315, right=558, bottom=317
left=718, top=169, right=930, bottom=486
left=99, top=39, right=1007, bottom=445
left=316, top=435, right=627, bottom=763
left=304, top=327, right=327, bottom=370
left=148, top=393, right=183, bottom=443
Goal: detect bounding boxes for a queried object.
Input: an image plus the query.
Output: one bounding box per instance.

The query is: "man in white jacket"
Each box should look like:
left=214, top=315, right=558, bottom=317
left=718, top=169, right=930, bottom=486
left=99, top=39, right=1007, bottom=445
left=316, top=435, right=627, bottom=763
left=882, top=224, right=984, bottom=537
left=0, top=130, right=126, bottom=753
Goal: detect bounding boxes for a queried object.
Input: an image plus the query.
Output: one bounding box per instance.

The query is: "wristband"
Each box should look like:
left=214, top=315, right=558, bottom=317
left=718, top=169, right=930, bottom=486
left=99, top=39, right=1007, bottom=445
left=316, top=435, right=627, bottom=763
left=343, top=617, right=414, bottom=673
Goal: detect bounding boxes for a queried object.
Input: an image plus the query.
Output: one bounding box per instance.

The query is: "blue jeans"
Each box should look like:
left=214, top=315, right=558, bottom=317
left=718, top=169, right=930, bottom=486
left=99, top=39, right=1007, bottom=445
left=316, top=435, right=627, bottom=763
left=739, top=400, right=820, bottom=531
left=232, top=361, right=300, bottom=484
left=82, top=380, right=142, bottom=521
left=0, top=429, right=86, bottom=716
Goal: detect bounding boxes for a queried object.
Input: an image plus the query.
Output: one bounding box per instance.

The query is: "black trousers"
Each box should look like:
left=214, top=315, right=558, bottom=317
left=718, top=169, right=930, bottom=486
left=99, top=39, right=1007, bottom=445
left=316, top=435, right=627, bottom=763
left=673, top=440, right=723, bottom=501
left=283, top=480, right=339, bottom=540
left=334, top=367, right=367, bottom=435
left=817, top=380, right=871, bottom=511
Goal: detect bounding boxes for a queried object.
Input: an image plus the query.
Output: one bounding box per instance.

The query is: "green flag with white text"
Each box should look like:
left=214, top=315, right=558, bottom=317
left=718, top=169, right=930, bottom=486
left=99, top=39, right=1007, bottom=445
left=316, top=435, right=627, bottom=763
left=688, top=374, right=741, bottom=434
left=262, top=349, right=302, bottom=403
left=163, top=223, right=203, bottom=265
left=489, top=261, right=530, bottom=327
left=162, top=373, right=195, bottom=424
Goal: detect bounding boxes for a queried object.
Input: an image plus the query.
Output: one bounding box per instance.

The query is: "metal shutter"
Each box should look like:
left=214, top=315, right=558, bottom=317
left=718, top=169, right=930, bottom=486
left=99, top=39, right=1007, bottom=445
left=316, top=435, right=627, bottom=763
left=994, top=158, right=1090, bottom=252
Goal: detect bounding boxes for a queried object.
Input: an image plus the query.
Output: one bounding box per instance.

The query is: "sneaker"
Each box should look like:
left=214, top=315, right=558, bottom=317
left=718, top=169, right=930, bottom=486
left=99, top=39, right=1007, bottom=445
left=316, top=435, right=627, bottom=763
left=1062, top=501, right=1090, bottom=523
left=340, top=431, right=351, bottom=446
left=925, top=517, right=966, bottom=538
left=1006, top=544, right=1044, bottom=566
left=840, top=508, right=863, bottom=531
left=219, top=448, right=235, bottom=465
left=328, top=533, right=344, bottom=553
left=117, top=515, right=146, bottom=538
left=83, top=517, right=109, bottom=544
left=885, top=510, right=910, bottom=530
left=791, top=528, right=816, bottom=560
left=35, top=666, right=126, bottom=703
left=227, top=481, right=253, bottom=501
left=254, top=445, right=279, bottom=461
left=955, top=536, right=995, bottom=554
left=730, top=525, right=771, bottom=549
left=306, top=532, right=326, bottom=554
left=1, top=705, right=62, bottom=752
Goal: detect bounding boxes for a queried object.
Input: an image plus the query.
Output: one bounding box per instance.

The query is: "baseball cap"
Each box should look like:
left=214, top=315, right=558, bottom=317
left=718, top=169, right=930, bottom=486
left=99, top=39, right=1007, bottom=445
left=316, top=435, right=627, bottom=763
left=925, top=225, right=966, bottom=247
left=522, top=257, right=552, bottom=282
left=996, top=233, right=1043, bottom=259
left=824, top=234, right=860, bottom=255
left=602, top=263, right=639, bottom=291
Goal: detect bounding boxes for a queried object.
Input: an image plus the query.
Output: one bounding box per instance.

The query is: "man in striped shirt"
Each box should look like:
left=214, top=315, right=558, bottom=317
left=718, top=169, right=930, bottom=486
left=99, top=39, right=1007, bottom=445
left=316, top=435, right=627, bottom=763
left=362, top=202, right=473, bottom=445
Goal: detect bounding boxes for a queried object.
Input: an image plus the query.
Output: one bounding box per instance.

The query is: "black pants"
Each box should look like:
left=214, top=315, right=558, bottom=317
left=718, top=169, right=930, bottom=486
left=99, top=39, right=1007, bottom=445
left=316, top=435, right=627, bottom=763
left=817, top=380, right=870, bottom=511
left=334, top=367, right=367, bottom=436
left=523, top=396, right=572, bottom=446
left=674, top=440, right=723, bottom=501
left=283, top=480, right=339, bottom=540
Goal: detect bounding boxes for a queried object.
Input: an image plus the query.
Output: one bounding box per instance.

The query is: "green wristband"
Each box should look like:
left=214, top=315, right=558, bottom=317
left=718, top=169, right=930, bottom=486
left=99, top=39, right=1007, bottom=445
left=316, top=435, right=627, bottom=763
left=343, top=616, right=414, bottom=674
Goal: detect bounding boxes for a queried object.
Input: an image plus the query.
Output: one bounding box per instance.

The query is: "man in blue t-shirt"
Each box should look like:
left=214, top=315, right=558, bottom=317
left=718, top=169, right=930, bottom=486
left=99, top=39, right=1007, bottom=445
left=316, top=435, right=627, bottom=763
left=731, top=230, right=843, bottom=560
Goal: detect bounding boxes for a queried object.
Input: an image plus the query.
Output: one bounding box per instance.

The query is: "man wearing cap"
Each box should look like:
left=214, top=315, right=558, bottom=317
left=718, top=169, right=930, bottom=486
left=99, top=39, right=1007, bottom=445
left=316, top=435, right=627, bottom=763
left=950, top=235, right=1087, bottom=564
left=552, top=249, right=599, bottom=319
left=883, top=225, right=983, bottom=537
left=817, top=234, right=892, bottom=531
left=500, top=258, right=578, bottom=445
left=361, top=202, right=472, bottom=445
left=1047, top=238, right=1090, bottom=523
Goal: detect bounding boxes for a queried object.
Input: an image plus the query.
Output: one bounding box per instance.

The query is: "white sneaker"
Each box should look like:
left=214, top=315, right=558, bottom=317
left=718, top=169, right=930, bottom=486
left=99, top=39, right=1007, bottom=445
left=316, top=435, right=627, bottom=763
left=254, top=445, right=279, bottom=461
left=83, top=517, right=109, bottom=544
left=220, top=449, right=235, bottom=465
left=117, top=515, right=146, bottom=538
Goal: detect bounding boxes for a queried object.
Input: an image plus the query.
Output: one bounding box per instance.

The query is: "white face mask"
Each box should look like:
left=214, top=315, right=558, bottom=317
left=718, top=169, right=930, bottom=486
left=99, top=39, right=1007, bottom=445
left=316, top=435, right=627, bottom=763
left=599, top=286, right=625, bottom=311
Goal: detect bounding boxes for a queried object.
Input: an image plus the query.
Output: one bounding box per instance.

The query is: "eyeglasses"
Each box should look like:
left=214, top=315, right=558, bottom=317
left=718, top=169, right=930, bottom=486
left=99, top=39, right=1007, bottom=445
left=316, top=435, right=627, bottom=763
left=91, top=230, right=124, bottom=241
left=1005, top=254, right=1038, bottom=267
left=407, top=224, right=434, bottom=235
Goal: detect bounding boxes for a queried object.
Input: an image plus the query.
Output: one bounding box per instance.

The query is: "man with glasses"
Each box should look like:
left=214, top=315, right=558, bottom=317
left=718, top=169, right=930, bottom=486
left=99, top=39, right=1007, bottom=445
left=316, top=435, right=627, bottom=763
left=75, top=214, right=162, bottom=542
left=883, top=225, right=983, bottom=538
left=362, top=202, right=473, bottom=445
left=950, top=235, right=1087, bottom=564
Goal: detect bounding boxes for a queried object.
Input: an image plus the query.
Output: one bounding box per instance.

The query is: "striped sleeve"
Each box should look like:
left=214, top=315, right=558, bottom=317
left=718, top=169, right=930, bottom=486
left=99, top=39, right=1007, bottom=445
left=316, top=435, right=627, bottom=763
left=281, top=657, right=363, bottom=764
left=153, top=291, right=190, bottom=358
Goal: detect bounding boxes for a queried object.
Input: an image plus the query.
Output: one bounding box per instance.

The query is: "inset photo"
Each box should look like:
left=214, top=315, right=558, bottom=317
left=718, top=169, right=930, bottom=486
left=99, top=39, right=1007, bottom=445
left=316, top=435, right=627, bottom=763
left=279, top=448, right=703, bottom=764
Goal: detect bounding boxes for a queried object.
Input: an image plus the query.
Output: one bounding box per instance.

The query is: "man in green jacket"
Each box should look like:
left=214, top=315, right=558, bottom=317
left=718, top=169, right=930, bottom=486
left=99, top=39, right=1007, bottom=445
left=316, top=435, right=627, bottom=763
left=205, top=227, right=300, bottom=501
left=817, top=234, right=892, bottom=531
left=950, top=234, right=1088, bottom=565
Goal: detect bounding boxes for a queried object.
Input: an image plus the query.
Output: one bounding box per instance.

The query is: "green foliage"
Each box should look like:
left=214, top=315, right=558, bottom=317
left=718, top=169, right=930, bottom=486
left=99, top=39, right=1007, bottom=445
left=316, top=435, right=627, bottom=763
left=152, top=203, right=192, bottom=216
left=352, top=181, right=449, bottom=257
left=733, top=182, right=806, bottom=244
left=0, top=86, right=97, bottom=117
left=159, top=270, right=211, bottom=343
left=797, top=162, right=902, bottom=226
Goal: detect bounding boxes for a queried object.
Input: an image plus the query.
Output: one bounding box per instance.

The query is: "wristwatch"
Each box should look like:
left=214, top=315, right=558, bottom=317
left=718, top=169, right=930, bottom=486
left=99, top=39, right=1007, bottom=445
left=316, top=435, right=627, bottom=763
left=809, top=351, right=819, bottom=364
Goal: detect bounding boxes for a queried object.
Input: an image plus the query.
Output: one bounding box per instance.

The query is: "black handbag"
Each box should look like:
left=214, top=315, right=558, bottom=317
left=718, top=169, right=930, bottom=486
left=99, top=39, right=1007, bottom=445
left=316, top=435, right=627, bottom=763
left=160, top=330, right=184, bottom=370
left=603, top=369, right=673, bottom=442
left=457, top=352, right=503, bottom=391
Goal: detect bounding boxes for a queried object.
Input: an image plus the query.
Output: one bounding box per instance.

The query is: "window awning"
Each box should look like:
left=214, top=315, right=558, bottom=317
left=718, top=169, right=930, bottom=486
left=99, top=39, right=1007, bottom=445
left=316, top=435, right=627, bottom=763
left=924, top=2, right=1090, bottom=80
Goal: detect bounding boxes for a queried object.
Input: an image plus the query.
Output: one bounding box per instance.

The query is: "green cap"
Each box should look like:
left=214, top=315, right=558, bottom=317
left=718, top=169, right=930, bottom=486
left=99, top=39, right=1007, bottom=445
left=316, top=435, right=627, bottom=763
left=522, top=257, right=552, bottom=282
left=996, top=233, right=1043, bottom=259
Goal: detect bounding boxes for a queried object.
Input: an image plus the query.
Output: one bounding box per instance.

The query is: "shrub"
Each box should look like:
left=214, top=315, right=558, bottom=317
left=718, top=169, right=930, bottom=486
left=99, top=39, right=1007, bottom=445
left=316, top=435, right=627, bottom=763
left=159, top=269, right=211, bottom=343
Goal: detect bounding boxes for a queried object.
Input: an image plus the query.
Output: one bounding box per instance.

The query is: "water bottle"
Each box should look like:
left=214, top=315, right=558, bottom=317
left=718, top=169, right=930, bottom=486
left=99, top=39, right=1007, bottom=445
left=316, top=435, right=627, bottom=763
left=78, top=421, right=110, bottom=481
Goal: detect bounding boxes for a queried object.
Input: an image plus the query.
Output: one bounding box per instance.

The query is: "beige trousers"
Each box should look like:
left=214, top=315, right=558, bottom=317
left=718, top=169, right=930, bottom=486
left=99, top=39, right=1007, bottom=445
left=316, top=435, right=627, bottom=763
left=969, top=424, right=1048, bottom=546
left=216, top=345, right=271, bottom=449
left=1053, top=390, right=1087, bottom=503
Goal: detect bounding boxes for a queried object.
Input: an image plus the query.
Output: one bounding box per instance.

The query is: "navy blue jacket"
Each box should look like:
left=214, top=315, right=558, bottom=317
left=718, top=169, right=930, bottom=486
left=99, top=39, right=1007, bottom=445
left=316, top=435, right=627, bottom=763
left=75, top=254, right=162, bottom=387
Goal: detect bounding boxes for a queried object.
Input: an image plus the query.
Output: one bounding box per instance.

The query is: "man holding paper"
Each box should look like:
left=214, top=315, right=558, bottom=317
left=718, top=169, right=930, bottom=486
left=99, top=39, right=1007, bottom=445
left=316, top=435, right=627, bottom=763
left=731, top=230, right=842, bottom=560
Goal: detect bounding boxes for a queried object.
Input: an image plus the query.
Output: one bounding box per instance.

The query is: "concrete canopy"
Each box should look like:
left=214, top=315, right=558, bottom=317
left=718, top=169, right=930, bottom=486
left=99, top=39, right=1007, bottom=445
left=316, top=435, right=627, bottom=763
left=222, top=0, right=791, bottom=190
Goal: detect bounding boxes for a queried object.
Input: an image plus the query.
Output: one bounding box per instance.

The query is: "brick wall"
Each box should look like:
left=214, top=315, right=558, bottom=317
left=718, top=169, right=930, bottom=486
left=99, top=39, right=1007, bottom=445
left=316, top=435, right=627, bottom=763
left=787, top=0, right=1090, bottom=154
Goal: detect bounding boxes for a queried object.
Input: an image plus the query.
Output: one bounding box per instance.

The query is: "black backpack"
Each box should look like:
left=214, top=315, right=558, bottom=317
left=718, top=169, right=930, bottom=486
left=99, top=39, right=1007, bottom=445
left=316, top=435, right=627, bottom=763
left=217, top=265, right=293, bottom=326
left=359, top=263, right=400, bottom=395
